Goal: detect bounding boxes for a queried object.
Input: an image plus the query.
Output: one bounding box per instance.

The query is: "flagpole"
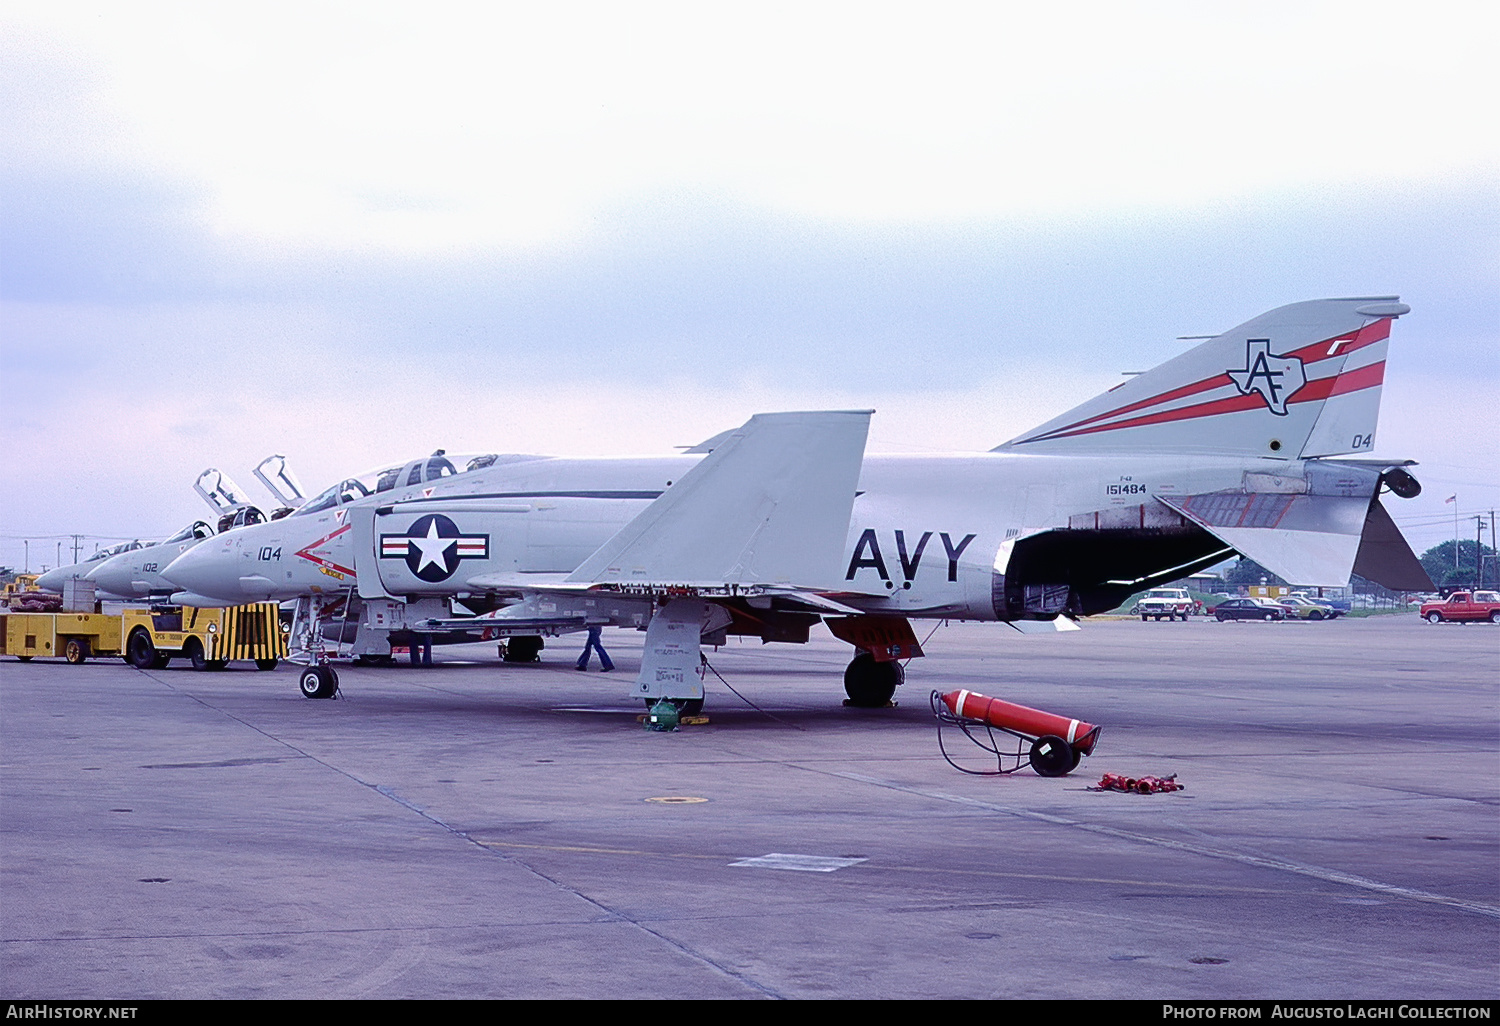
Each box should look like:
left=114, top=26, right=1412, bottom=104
left=1445, top=494, right=1459, bottom=576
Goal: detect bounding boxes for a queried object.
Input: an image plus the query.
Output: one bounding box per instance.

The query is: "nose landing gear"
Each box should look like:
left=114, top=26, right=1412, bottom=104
left=298, top=664, right=339, bottom=699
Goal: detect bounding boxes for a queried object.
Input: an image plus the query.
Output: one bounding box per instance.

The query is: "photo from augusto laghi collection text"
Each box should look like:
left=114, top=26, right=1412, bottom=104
left=1162, top=1006, right=1494, bottom=1020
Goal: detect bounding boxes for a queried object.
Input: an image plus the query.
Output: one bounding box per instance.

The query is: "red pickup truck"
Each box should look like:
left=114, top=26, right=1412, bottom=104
left=1420, top=591, right=1500, bottom=624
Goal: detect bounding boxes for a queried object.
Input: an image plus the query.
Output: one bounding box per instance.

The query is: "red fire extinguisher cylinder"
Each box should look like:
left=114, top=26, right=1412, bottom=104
left=938, top=689, right=1101, bottom=755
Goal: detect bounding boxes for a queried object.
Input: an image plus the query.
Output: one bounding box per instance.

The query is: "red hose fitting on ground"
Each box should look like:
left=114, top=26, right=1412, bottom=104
left=1095, top=772, right=1183, bottom=794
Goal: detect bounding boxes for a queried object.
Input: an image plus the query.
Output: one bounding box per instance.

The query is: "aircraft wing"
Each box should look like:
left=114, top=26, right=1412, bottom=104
left=565, top=410, right=872, bottom=592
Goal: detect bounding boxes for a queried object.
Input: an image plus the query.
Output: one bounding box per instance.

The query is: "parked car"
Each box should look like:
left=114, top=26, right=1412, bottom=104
left=1280, top=595, right=1344, bottom=620
left=1288, top=590, right=1352, bottom=613
left=1420, top=591, right=1500, bottom=624
left=1212, top=597, right=1295, bottom=621
left=1134, top=587, right=1195, bottom=621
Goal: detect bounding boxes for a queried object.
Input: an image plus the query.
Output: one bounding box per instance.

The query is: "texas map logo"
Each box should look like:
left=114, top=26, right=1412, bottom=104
left=1227, top=338, right=1306, bottom=415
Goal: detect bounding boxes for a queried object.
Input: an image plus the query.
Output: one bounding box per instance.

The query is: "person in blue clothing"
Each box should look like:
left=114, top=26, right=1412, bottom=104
left=575, top=625, right=613, bottom=672
left=409, top=633, right=432, bottom=667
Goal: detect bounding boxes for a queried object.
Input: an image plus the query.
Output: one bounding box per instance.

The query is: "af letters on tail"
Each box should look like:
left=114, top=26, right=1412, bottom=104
left=162, top=297, right=1432, bottom=708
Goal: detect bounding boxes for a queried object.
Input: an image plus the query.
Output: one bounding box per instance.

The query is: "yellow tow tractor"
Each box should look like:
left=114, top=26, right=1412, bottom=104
left=1, top=610, right=125, bottom=663
left=120, top=604, right=287, bottom=670
left=2, top=573, right=42, bottom=601
left=3, top=603, right=287, bottom=670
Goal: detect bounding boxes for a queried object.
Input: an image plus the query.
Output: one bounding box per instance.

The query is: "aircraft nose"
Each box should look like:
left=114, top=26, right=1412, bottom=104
left=84, top=563, right=133, bottom=597
left=163, top=539, right=243, bottom=601
left=34, top=567, right=69, bottom=592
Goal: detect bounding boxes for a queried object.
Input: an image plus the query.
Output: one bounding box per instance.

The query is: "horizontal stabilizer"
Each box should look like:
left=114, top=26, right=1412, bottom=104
left=567, top=411, right=872, bottom=590
left=1352, top=499, right=1433, bottom=591
left=1158, top=491, right=1369, bottom=587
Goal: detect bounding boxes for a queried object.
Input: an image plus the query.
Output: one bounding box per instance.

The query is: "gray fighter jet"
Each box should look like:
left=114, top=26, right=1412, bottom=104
left=163, top=298, right=1433, bottom=706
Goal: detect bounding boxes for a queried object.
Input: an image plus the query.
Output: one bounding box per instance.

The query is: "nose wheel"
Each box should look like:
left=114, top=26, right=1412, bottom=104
left=298, top=665, right=339, bottom=699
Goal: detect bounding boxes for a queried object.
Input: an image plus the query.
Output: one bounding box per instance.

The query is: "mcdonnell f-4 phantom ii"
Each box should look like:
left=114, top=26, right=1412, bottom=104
left=162, top=297, right=1432, bottom=705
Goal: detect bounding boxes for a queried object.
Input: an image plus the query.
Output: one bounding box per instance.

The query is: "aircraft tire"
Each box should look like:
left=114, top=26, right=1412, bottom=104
left=843, top=652, right=902, bottom=707
left=299, top=665, right=338, bottom=699
left=503, top=636, right=544, bottom=663
left=1028, top=734, right=1074, bottom=777
left=127, top=629, right=157, bottom=670
left=64, top=638, right=90, bottom=665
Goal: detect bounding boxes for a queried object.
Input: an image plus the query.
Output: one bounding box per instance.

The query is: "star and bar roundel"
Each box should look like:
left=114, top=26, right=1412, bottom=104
left=379, top=514, right=489, bottom=582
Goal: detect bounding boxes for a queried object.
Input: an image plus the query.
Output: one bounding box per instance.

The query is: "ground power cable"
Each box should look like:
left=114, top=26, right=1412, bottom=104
left=699, top=654, right=808, bottom=731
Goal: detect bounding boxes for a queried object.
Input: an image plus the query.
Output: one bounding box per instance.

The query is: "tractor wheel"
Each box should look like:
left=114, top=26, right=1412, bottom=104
left=127, top=630, right=157, bottom=670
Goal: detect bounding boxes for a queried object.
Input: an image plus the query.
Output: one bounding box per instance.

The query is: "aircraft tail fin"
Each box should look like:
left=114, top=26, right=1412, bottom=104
left=997, top=298, right=1408, bottom=459
left=566, top=410, right=871, bottom=590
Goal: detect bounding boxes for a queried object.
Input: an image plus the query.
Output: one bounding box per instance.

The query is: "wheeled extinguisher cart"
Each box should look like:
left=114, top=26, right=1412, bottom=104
left=932, top=689, right=1101, bottom=777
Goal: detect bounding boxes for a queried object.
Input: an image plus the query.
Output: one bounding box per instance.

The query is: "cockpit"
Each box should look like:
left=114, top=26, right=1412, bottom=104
left=377, top=452, right=461, bottom=493
left=292, top=450, right=503, bottom=517
left=162, top=521, right=215, bottom=544
left=297, top=478, right=373, bottom=516
left=90, top=540, right=147, bottom=561
left=217, top=507, right=267, bottom=533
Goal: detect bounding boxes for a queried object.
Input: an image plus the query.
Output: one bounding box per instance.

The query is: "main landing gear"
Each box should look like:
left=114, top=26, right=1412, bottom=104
left=843, top=651, right=904, bottom=707
left=502, top=636, right=544, bottom=663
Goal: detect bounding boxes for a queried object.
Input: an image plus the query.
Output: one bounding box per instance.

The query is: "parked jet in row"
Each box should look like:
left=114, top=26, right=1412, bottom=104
left=162, top=298, right=1432, bottom=706
left=34, top=455, right=312, bottom=604
left=35, top=541, right=149, bottom=597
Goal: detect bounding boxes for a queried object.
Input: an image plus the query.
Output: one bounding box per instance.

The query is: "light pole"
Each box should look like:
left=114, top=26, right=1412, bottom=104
left=1477, top=517, right=1488, bottom=589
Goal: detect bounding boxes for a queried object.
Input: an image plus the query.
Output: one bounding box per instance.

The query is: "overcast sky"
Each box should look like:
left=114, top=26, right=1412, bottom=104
left=2, top=1, right=1496, bottom=571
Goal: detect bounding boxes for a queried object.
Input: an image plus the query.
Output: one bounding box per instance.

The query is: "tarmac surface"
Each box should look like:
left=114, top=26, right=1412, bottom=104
left=1, top=614, right=1496, bottom=1000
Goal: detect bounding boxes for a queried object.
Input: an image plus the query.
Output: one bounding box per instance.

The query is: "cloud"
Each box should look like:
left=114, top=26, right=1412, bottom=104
left=2, top=3, right=1496, bottom=570
left=6, top=3, right=1499, bottom=252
